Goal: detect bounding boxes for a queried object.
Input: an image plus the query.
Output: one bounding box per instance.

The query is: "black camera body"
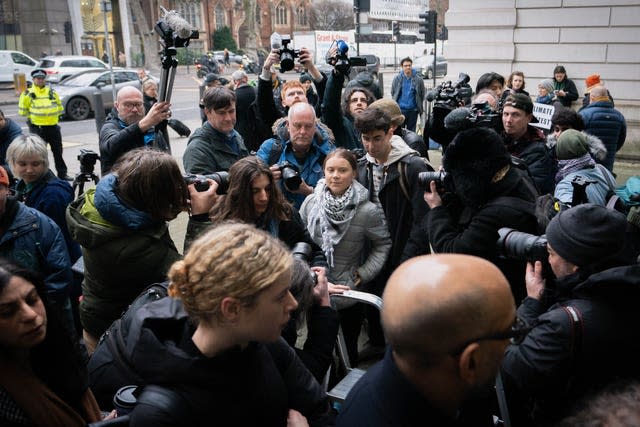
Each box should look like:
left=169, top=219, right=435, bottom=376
left=292, top=242, right=318, bottom=284
left=279, top=37, right=300, bottom=72
left=183, top=172, right=229, bottom=194
left=497, top=228, right=548, bottom=264
left=77, top=149, right=100, bottom=175
left=155, top=19, right=199, bottom=49
left=418, top=170, right=448, bottom=193
left=465, top=101, right=502, bottom=131
left=277, top=161, right=302, bottom=191
left=326, top=39, right=367, bottom=76
left=426, top=73, right=473, bottom=109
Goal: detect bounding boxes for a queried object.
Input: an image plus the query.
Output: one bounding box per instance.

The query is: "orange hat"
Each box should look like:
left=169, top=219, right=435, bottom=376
left=585, top=74, right=601, bottom=88
left=0, top=166, right=9, bottom=187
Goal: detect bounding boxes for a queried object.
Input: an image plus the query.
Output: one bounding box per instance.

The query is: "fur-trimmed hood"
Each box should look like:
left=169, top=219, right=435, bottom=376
left=546, top=130, right=607, bottom=162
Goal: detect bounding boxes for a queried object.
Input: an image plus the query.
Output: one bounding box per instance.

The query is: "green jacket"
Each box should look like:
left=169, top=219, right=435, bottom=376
left=66, top=190, right=181, bottom=338
left=183, top=121, right=248, bottom=174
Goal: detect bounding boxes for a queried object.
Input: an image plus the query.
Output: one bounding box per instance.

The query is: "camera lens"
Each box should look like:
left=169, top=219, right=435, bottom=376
left=280, top=52, right=295, bottom=72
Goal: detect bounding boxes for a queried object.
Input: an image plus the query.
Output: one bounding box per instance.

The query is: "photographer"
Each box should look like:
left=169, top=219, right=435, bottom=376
left=258, top=44, right=326, bottom=130
left=422, top=127, right=538, bottom=302
left=183, top=87, right=249, bottom=175
left=99, top=86, right=171, bottom=175
left=184, top=156, right=327, bottom=269
left=321, top=45, right=375, bottom=150
left=256, top=102, right=335, bottom=209
left=500, top=204, right=640, bottom=427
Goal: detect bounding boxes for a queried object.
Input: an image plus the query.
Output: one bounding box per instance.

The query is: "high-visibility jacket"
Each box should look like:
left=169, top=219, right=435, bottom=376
left=18, top=85, right=63, bottom=126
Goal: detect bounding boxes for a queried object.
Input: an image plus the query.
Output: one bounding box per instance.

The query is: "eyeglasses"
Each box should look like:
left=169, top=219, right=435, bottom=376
left=121, top=102, right=144, bottom=110
left=450, top=316, right=531, bottom=356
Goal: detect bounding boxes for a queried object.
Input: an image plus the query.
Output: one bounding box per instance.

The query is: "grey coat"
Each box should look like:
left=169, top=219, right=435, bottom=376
left=300, top=180, right=391, bottom=295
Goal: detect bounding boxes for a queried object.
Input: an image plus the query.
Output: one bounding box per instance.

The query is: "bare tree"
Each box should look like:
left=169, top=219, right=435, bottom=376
left=310, top=0, right=354, bottom=31
left=128, top=0, right=160, bottom=71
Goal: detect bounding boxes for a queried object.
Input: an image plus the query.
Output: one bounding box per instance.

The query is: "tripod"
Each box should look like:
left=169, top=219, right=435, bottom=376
left=72, top=166, right=100, bottom=200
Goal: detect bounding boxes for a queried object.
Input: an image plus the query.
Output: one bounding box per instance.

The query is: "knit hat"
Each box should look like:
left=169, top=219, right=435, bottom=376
left=204, top=73, right=220, bottom=85
left=370, top=98, right=405, bottom=126
left=546, top=204, right=627, bottom=268
left=0, top=166, right=8, bottom=187
left=556, top=129, right=589, bottom=160
left=585, top=74, right=601, bottom=89
left=299, top=73, right=313, bottom=84
left=503, top=93, right=538, bottom=123
left=538, top=79, right=555, bottom=94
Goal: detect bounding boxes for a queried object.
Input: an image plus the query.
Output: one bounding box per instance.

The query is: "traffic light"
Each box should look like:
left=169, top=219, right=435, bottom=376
left=419, top=11, right=437, bottom=43
left=392, top=21, right=401, bottom=38
left=64, top=21, right=72, bottom=43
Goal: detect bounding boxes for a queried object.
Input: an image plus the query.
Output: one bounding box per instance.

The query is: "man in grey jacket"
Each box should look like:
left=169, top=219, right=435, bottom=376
left=183, top=87, right=249, bottom=175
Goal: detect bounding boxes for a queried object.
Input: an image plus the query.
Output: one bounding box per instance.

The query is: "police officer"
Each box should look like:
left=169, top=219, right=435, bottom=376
left=18, top=69, right=70, bottom=180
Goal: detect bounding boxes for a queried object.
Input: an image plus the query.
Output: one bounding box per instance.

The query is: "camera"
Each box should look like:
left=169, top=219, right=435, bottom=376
left=271, top=33, right=299, bottom=72
left=326, top=39, right=367, bottom=75
left=292, top=242, right=318, bottom=284
left=183, top=172, right=229, bottom=194
left=424, top=73, right=474, bottom=147
left=77, top=149, right=100, bottom=175
left=496, top=228, right=548, bottom=264
left=155, top=9, right=199, bottom=49
left=418, top=170, right=448, bottom=193
left=277, top=161, right=302, bottom=191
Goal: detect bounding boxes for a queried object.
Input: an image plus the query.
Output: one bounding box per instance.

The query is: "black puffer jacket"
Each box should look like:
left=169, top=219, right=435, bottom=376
left=501, top=263, right=640, bottom=427
left=425, top=167, right=538, bottom=302
left=88, top=297, right=333, bottom=427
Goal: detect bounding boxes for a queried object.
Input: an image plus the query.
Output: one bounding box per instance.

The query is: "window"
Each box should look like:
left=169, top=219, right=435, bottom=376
left=88, top=59, right=106, bottom=68
left=176, top=1, right=202, bottom=29
left=296, top=5, right=307, bottom=26
left=215, top=4, right=225, bottom=30
left=11, top=52, right=35, bottom=66
left=276, top=2, right=287, bottom=25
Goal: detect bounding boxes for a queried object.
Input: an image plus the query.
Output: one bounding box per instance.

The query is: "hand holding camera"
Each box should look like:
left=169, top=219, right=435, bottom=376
left=525, top=261, right=546, bottom=300
left=187, top=178, right=219, bottom=216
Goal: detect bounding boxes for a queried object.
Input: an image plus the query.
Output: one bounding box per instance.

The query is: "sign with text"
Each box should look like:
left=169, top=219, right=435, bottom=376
left=531, top=102, right=555, bottom=130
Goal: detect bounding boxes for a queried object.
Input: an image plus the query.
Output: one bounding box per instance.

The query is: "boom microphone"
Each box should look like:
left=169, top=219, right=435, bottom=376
left=160, top=7, right=194, bottom=40
left=444, top=107, right=472, bottom=131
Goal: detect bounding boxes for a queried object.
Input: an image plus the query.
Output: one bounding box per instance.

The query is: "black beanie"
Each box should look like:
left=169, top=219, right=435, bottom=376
left=443, top=127, right=511, bottom=181
left=546, top=204, right=627, bottom=268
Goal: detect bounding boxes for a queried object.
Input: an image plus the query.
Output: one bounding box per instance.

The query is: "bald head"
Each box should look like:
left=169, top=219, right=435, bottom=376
left=115, top=86, right=145, bottom=125
left=590, top=86, right=609, bottom=102
left=382, top=254, right=514, bottom=362
left=117, top=86, right=143, bottom=102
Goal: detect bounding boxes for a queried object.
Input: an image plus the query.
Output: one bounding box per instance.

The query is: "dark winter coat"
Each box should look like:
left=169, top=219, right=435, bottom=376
left=425, top=167, right=539, bottom=302
left=344, top=71, right=382, bottom=99
left=503, top=126, right=557, bottom=194
left=579, top=101, right=626, bottom=171
left=233, top=84, right=266, bottom=153
left=501, top=264, right=640, bottom=427
left=66, top=175, right=181, bottom=338
left=183, top=121, right=249, bottom=174
left=98, top=109, right=170, bottom=175
left=0, top=197, right=72, bottom=302
left=15, top=169, right=81, bottom=262
left=0, top=117, right=23, bottom=166
left=322, top=71, right=362, bottom=150
left=552, top=77, right=579, bottom=107
left=88, top=297, right=333, bottom=427
left=357, top=137, right=432, bottom=279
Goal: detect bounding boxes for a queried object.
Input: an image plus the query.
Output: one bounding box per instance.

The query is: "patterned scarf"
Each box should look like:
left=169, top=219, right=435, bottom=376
left=306, top=179, right=358, bottom=267
left=556, top=153, right=596, bottom=183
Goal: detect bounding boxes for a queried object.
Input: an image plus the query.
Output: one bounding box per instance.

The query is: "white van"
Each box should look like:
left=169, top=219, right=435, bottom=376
left=0, top=50, right=38, bottom=83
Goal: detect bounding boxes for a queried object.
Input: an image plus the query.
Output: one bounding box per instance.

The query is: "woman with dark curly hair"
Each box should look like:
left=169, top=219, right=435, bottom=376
left=185, top=156, right=327, bottom=267
left=0, top=259, right=105, bottom=426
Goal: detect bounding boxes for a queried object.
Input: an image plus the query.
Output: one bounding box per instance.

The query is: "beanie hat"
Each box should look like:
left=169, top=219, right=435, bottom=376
left=546, top=204, right=627, bottom=268
left=556, top=129, right=589, bottom=160
left=585, top=74, right=601, bottom=89
left=538, top=79, right=555, bottom=94
left=204, top=73, right=220, bottom=85
left=370, top=98, right=405, bottom=126
left=444, top=127, right=511, bottom=180
left=0, top=166, right=8, bottom=187
left=299, top=73, right=313, bottom=84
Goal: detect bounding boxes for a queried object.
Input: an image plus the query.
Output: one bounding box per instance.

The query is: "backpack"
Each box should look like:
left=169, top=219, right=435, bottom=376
left=397, top=154, right=434, bottom=200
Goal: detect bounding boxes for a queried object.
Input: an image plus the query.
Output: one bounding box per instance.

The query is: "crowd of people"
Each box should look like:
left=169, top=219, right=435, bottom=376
left=0, top=49, right=638, bottom=427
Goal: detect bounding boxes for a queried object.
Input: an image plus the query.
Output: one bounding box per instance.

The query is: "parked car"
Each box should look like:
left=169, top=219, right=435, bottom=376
left=54, top=69, right=156, bottom=121
left=212, top=50, right=243, bottom=64
left=0, top=50, right=38, bottom=83
left=413, top=54, right=447, bottom=79
left=39, top=55, right=108, bottom=83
